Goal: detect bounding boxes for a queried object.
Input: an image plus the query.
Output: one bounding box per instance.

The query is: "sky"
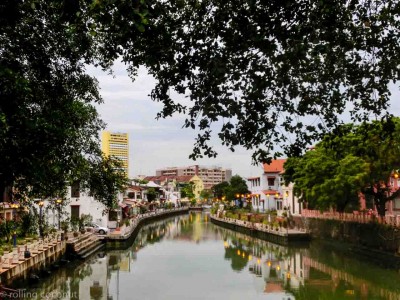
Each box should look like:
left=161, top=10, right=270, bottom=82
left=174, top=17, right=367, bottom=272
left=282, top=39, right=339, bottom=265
left=88, top=61, right=400, bottom=180
left=89, top=62, right=261, bottom=179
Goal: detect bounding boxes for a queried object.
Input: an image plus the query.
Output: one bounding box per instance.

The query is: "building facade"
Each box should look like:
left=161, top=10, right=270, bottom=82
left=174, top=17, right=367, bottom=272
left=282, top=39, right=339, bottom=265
left=101, top=131, right=129, bottom=176
left=155, top=165, right=231, bottom=190
left=145, top=174, right=204, bottom=204
left=247, top=159, right=303, bottom=215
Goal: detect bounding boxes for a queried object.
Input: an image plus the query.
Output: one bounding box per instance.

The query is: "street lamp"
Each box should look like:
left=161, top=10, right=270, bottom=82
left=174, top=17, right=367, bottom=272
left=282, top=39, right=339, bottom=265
left=275, top=192, right=280, bottom=210
left=11, top=203, right=19, bottom=247
left=38, top=201, right=44, bottom=238
left=284, top=191, right=290, bottom=214
left=56, top=199, right=62, bottom=230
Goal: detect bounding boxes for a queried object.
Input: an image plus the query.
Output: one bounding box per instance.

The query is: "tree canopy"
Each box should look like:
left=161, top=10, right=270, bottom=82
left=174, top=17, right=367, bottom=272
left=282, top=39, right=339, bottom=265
left=3, top=0, right=400, bottom=205
left=0, top=0, right=129, bottom=206
left=284, top=117, right=400, bottom=215
left=212, top=175, right=249, bottom=201
left=117, top=0, right=400, bottom=162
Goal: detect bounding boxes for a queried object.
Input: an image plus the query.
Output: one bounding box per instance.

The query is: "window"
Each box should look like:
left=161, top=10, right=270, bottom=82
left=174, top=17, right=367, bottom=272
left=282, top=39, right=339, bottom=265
left=277, top=200, right=282, bottom=210
left=267, top=177, right=275, bottom=186
left=71, top=181, right=80, bottom=198
left=394, top=198, right=400, bottom=210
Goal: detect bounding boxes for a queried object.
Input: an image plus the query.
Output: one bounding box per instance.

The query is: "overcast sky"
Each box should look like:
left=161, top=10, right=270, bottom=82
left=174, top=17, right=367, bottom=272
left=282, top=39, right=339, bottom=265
left=88, top=61, right=400, bottom=180
left=88, top=62, right=261, bottom=179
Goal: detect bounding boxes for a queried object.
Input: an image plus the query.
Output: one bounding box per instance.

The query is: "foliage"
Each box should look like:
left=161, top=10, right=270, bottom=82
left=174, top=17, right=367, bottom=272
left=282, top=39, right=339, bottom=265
left=19, top=208, right=39, bottom=237
left=4, top=0, right=400, bottom=205
left=146, top=187, right=157, bottom=202
left=83, top=155, right=129, bottom=212
left=113, top=0, right=400, bottom=163
left=70, top=217, right=79, bottom=232
left=200, top=189, right=213, bottom=202
left=79, top=214, right=93, bottom=230
left=284, top=117, right=400, bottom=215
left=132, top=179, right=149, bottom=186
left=0, top=0, right=131, bottom=207
left=212, top=175, right=249, bottom=201
left=0, top=220, right=16, bottom=243
left=60, top=220, right=70, bottom=233
left=180, top=182, right=195, bottom=200
left=212, top=181, right=230, bottom=199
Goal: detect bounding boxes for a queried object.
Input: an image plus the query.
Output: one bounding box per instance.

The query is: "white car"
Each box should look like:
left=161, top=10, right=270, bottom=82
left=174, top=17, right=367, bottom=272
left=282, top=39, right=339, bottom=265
left=85, top=224, right=108, bottom=235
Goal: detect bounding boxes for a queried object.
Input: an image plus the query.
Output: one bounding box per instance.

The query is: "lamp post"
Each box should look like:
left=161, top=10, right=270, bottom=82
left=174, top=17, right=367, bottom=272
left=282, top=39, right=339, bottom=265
left=285, top=191, right=290, bottom=215
left=38, top=201, right=44, bottom=238
left=11, top=203, right=19, bottom=247
left=275, top=192, right=280, bottom=210
left=56, top=199, right=62, bottom=230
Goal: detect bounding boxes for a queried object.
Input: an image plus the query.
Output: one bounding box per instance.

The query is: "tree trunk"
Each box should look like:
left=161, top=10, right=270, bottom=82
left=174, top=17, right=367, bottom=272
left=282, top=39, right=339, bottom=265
left=375, top=198, right=386, bottom=217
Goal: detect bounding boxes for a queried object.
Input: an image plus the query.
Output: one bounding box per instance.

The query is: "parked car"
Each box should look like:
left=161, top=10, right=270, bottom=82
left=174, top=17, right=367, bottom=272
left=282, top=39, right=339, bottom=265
left=85, top=224, right=108, bottom=235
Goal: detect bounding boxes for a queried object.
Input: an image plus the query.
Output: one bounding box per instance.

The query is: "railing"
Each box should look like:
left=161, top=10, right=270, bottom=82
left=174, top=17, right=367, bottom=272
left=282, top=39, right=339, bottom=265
left=0, top=232, right=64, bottom=272
left=301, top=209, right=400, bottom=227
left=108, top=207, right=189, bottom=239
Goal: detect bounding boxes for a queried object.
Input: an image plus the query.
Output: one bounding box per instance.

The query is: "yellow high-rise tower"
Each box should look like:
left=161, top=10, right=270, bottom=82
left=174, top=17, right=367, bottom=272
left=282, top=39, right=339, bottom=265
left=101, top=131, right=129, bottom=176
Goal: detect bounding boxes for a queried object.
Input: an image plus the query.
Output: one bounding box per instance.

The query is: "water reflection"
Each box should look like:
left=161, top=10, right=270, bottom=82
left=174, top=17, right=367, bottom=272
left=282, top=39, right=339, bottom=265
left=14, top=212, right=400, bottom=299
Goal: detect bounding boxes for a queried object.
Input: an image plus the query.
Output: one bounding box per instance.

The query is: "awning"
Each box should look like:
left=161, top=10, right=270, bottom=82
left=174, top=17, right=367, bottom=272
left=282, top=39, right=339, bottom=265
left=263, top=190, right=281, bottom=197
left=123, top=199, right=139, bottom=206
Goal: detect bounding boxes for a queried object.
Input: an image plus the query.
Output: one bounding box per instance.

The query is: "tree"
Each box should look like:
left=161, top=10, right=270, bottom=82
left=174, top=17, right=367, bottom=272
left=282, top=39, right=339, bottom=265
left=4, top=0, right=400, bottom=203
left=115, top=0, right=400, bottom=163
left=81, top=155, right=128, bottom=212
left=180, top=182, right=195, bottom=200
left=212, top=175, right=249, bottom=201
left=146, top=187, right=157, bottom=202
left=284, top=117, right=400, bottom=215
left=212, top=181, right=230, bottom=199
left=200, top=189, right=213, bottom=202
left=284, top=149, right=369, bottom=212
left=227, top=175, right=250, bottom=201
left=0, top=0, right=131, bottom=205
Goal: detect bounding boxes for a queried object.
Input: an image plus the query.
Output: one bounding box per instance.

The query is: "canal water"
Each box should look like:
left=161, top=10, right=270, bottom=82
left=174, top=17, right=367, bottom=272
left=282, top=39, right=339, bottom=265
left=11, top=212, right=400, bottom=299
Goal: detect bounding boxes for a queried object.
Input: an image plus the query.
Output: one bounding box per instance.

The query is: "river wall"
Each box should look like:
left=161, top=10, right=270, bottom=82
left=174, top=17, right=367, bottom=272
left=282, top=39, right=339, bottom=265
left=292, top=216, right=400, bottom=265
left=1, top=239, right=66, bottom=285
left=105, top=208, right=189, bottom=250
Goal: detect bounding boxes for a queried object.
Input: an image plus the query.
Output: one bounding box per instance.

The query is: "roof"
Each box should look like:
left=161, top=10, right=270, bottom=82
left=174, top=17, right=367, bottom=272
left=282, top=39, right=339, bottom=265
left=263, top=159, right=286, bottom=173
left=127, top=185, right=144, bottom=191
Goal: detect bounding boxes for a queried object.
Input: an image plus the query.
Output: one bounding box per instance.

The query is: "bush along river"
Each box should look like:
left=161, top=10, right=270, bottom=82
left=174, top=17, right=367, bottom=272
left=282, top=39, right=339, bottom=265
left=9, top=211, right=400, bottom=299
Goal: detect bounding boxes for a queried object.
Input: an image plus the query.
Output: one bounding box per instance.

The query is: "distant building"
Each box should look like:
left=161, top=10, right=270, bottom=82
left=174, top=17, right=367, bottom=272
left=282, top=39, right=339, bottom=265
left=101, top=131, right=129, bottom=176
left=155, top=165, right=231, bottom=190
left=144, top=174, right=204, bottom=204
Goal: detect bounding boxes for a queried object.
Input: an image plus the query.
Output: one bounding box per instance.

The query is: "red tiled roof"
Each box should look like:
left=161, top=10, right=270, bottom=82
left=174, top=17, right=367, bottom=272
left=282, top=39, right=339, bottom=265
left=263, top=159, right=286, bottom=173
left=127, top=185, right=144, bottom=191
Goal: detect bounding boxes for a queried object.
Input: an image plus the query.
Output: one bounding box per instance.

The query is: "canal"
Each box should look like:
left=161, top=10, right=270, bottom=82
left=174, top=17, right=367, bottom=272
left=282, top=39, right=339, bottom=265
left=11, top=212, right=400, bottom=299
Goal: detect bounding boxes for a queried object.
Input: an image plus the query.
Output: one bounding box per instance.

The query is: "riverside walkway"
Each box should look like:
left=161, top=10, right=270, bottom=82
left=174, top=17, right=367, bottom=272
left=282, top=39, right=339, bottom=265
left=210, top=215, right=310, bottom=245
left=107, top=207, right=189, bottom=241
left=0, top=233, right=66, bottom=284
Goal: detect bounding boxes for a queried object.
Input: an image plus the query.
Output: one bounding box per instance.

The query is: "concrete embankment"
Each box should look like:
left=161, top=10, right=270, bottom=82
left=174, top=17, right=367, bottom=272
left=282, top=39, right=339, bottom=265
left=1, top=208, right=190, bottom=285
left=210, top=215, right=310, bottom=246
left=106, top=207, right=189, bottom=250
left=0, top=236, right=66, bottom=285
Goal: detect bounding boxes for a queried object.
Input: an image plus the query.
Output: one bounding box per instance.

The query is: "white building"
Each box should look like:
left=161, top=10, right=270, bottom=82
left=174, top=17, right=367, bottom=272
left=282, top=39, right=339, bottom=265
left=247, top=159, right=303, bottom=215
left=42, top=183, right=124, bottom=230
